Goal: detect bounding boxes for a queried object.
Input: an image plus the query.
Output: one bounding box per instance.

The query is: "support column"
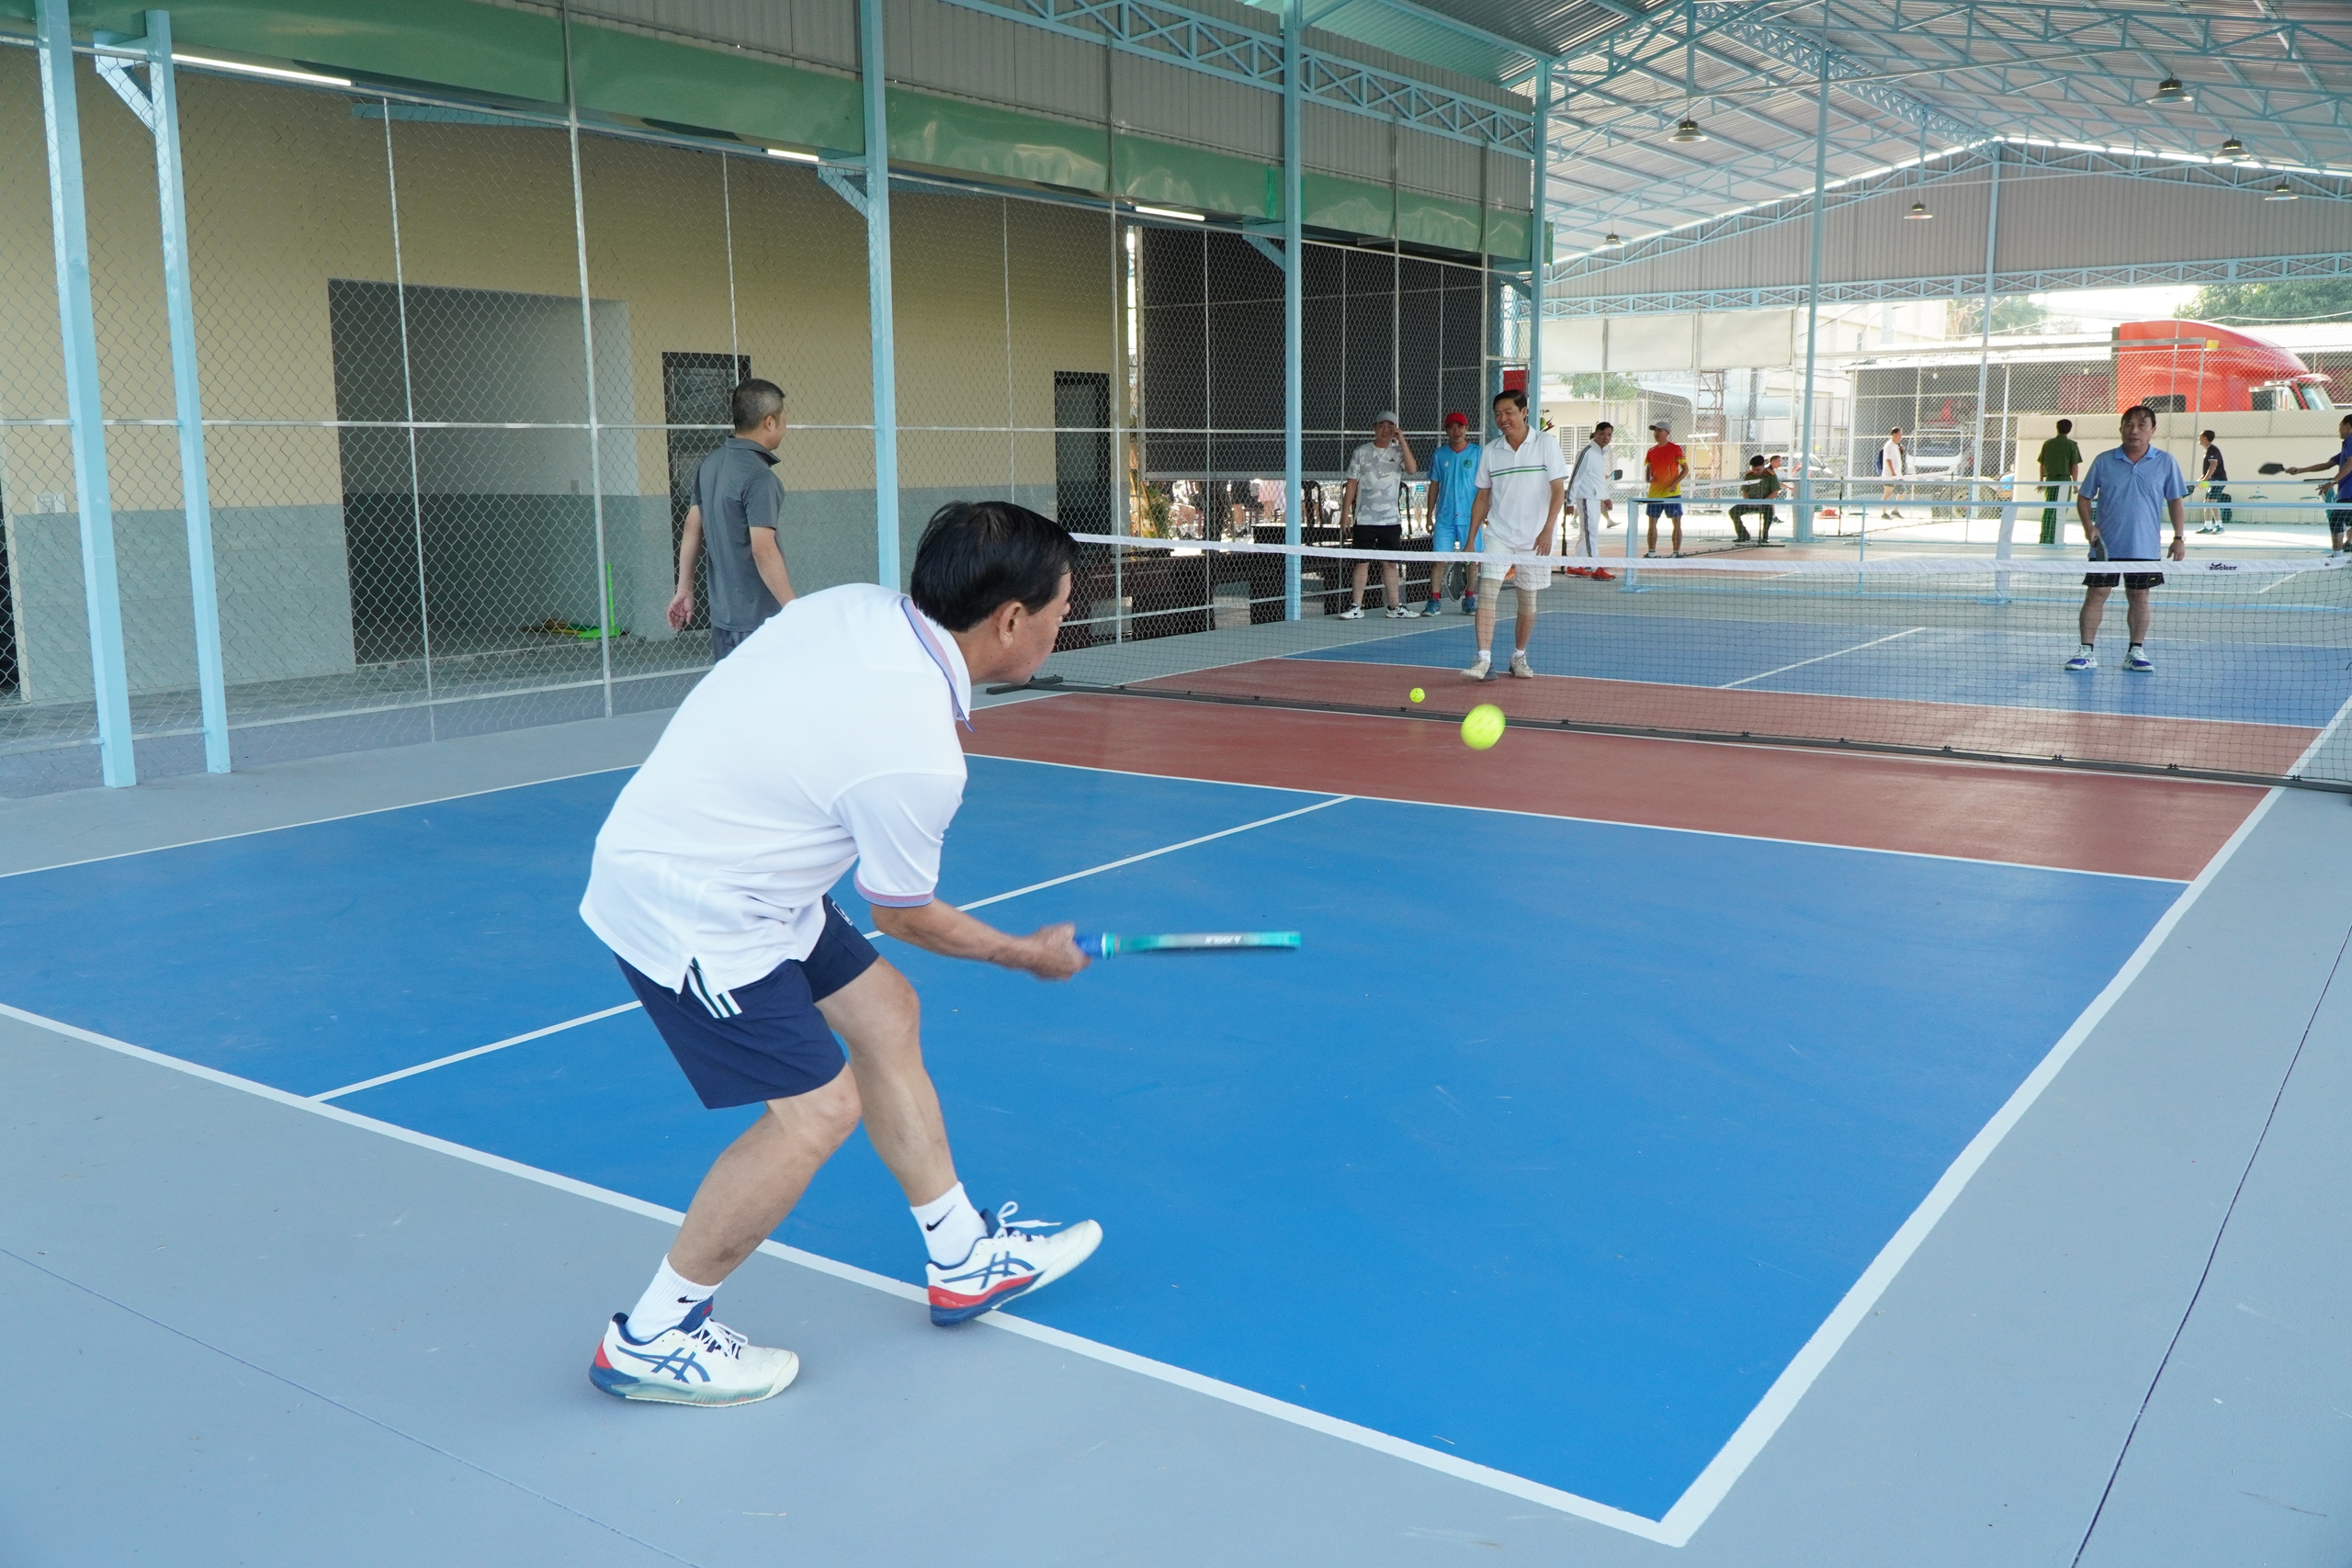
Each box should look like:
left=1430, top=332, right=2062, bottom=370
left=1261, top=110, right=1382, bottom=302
left=559, top=5, right=614, bottom=716
left=40, top=0, right=135, bottom=785
left=1794, top=39, right=1829, bottom=546
left=1282, top=0, right=1303, bottom=617
left=134, top=13, right=229, bottom=772
left=1972, top=142, right=2002, bottom=488
left=859, top=0, right=902, bottom=586
left=1527, top=62, right=1548, bottom=428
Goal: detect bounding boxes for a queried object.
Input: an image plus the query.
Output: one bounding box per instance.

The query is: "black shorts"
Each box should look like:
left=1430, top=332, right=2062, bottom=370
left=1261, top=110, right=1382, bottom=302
left=618, top=896, right=880, bottom=1109
left=2331, top=506, right=2352, bottom=534
left=1352, top=523, right=1403, bottom=552
left=2084, top=559, right=2164, bottom=590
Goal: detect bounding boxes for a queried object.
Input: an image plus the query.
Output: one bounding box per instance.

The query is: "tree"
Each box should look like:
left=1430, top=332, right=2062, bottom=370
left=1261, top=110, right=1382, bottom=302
left=1947, top=295, right=2052, bottom=335
left=2178, top=280, right=2352, bottom=325
left=1562, top=371, right=1648, bottom=399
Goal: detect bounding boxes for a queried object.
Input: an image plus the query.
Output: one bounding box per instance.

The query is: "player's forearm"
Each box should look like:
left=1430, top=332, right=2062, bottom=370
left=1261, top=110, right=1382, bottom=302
left=675, top=510, right=703, bottom=592
left=750, top=529, right=796, bottom=605
left=874, top=898, right=1023, bottom=964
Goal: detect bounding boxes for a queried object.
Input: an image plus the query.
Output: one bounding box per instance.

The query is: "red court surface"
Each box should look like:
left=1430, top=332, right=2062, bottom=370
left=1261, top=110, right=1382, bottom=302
left=969, top=694, right=2265, bottom=882
left=1134, top=658, right=2318, bottom=777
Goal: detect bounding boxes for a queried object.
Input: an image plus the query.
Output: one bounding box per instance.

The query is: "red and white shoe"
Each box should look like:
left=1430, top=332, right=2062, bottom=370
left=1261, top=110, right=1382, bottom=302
left=928, top=1202, right=1102, bottom=1325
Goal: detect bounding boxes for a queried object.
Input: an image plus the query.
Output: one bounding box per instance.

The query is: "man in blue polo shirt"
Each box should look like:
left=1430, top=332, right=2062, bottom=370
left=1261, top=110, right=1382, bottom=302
left=2067, top=404, right=2188, bottom=673
left=2285, top=413, right=2352, bottom=553
left=1423, top=411, right=1481, bottom=615
left=670, top=379, right=797, bottom=660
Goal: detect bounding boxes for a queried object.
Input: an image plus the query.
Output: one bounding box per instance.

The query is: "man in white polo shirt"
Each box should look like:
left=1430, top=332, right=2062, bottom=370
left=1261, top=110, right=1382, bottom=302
left=580, top=501, right=1100, bottom=1406
left=1463, top=387, right=1567, bottom=681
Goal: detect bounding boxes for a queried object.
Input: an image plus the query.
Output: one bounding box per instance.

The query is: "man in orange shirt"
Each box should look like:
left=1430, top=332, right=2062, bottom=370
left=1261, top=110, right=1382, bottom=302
left=1643, top=418, right=1690, bottom=558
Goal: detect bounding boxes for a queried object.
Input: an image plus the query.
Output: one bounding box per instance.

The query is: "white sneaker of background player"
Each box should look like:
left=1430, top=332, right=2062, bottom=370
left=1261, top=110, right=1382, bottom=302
left=591, top=1299, right=799, bottom=1405
left=928, top=1201, right=1102, bottom=1325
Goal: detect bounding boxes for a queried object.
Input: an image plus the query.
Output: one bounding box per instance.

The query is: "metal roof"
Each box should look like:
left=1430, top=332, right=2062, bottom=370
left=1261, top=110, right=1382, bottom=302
left=1285, top=2, right=2352, bottom=250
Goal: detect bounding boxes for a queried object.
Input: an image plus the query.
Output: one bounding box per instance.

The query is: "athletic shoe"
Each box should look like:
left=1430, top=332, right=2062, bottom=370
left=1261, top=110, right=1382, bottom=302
left=1423, top=600, right=1443, bottom=616
left=1385, top=605, right=1421, bottom=618
left=590, top=1302, right=799, bottom=1407
left=1590, top=568, right=1616, bottom=581
left=1338, top=606, right=1365, bottom=620
left=929, top=1202, right=1102, bottom=1325
left=2065, top=649, right=2098, bottom=671
left=1509, top=652, right=1535, bottom=679
left=1461, top=595, right=1477, bottom=615
left=2126, top=649, right=2154, bottom=673
left=1462, top=654, right=1492, bottom=681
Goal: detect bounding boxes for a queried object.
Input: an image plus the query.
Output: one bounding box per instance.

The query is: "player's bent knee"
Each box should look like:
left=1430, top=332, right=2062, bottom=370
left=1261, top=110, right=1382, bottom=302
left=770, top=1066, right=863, bottom=1146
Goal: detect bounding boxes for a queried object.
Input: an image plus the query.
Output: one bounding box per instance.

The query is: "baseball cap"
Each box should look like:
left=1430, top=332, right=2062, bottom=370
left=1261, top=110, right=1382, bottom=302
left=1374, top=411, right=1400, bottom=426
left=1443, top=411, right=1468, bottom=427
left=1648, top=417, right=1672, bottom=431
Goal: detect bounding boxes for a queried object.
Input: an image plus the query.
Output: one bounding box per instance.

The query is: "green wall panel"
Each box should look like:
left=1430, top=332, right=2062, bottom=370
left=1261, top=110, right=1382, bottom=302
left=1396, top=190, right=1480, bottom=253
left=1114, top=134, right=1274, bottom=220
left=1302, top=172, right=1391, bottom=239
left=36, top=0, right=567, bottom=106
left=888, top=88, right=1107, bottom=192
left=1486, top=205, right=1530, bottom=263
left=570, top=23, right=861, bottom=152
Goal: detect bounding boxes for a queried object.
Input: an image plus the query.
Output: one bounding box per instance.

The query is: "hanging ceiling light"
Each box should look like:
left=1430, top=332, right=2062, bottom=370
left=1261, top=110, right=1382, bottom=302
left=2148, top=75, right=2192, bottom=106
left=2266, top=179, right=2299, bottom=201
left=2217, top=137, right=2245, bottom=156
left=1601, top=232, right=1623, bottom=247
left=1905, top=198, right=1932, bottom=220
left=1668, top=117, right=1707, bottom=143
left=1668, top=0, right=1705, bottom=144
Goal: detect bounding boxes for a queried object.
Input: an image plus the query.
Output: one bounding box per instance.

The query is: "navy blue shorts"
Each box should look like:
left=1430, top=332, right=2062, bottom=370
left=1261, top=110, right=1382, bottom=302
left=1645, top=501, right=1683, bottom=520
left=619, top=897, right=881, bottom=1110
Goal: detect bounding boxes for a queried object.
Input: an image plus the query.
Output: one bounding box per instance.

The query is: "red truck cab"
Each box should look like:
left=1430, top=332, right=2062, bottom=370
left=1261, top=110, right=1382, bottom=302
left=2113, top=319, right=2334, bottom=413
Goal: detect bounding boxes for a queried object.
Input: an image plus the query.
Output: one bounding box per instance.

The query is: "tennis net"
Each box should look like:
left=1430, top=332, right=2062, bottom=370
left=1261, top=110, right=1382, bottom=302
left=1018, top=533, right=2352, bottom=788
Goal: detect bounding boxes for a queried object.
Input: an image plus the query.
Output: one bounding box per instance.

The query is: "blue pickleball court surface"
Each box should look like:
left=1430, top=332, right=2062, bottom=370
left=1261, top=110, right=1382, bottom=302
left=1295, top=607, right=2352, bottom=725
left=0, top=751, right=2182, bottom=1520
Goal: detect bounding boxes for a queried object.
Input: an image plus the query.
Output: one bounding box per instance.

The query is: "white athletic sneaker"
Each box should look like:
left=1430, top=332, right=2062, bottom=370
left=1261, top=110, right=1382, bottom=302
left=1338, top=606, right=1365, bottom=620
left=928, top=1202, right=1102, bottom=1325
left=1385, top=605, right=1421, bottom=618
left=1509, top=651, right=1535, bottom=679
left=591, top=1302, right=799, bottom=1406
left=1462, top=653, right=1492, bottom=681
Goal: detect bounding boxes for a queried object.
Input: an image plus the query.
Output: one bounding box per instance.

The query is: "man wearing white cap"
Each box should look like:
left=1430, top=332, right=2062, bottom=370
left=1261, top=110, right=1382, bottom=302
left=1340, top=411, right=1419, bottom=619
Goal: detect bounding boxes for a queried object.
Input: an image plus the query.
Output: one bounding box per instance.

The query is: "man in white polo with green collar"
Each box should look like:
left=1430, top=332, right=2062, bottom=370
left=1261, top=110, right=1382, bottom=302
left=1462, top=386, right=1567, bottom=681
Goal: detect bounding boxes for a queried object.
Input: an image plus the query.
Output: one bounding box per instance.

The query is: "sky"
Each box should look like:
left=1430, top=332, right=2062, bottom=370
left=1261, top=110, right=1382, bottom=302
left=2028, top=285, right=2199, bottom=327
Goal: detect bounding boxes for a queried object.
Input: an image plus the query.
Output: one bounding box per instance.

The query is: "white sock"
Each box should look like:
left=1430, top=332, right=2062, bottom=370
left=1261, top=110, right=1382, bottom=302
left=2078, top=642, right=2094, bottom=655
left=625, top=1254, right=718, bottom=1341
left=912, top=1181, right=986, bottom=1267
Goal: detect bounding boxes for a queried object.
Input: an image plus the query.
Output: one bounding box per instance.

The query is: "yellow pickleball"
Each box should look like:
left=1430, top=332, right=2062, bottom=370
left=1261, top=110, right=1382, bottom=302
left=1408, top=687, right=1425, bottom=704
left=1462, top=703, right=1506, bottom=750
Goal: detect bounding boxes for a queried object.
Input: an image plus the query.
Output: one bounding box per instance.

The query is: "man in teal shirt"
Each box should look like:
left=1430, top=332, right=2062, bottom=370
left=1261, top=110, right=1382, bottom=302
left=1424, top=411, right=1482, bottom=616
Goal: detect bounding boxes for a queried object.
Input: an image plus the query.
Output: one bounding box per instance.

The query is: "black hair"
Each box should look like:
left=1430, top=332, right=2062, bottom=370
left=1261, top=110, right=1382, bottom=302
left=2121, top=403, right=2158, bottom=425
left=910, top=501, right=1075, bottom=632
left=1591, top=421, right=1612, bottom=434
left=731, top=378, right=786, bottom=433
left=1747, top=454, right=1766, bottom=468
left=2200, top=429, right=2217, bottom=442
left=2055, top=419, right=2073, bottom=434
left=1492, top=388, right=1528, bottom=412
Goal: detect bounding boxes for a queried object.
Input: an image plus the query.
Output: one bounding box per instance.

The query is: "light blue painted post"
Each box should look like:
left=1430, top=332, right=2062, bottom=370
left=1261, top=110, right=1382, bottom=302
left=1793, top=39, right=1828, bottom=547
left=1527, top=62, right=1547, bottom=426
left=859, top=0, right=901, bottom=587
left=142, top=12, right=228, bottom=773
left=1282, top=0, right=1303, bottom=618
left=40, top=0, right=136, bottom=786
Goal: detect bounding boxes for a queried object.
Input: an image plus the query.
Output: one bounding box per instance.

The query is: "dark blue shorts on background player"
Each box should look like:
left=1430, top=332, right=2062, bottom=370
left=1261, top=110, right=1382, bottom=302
left=617, top=897, right=878, bottom=1108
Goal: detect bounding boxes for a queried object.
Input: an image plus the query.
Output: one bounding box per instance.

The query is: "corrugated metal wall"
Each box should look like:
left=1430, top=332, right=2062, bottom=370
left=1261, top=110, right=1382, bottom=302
left=512, top=0, right=1529, bottom=233
left=1555, top=162, right=2349, bottom=301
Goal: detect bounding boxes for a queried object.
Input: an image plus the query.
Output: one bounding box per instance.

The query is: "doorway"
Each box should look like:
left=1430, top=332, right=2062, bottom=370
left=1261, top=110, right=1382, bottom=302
left=1054, top=370, right=1113, bottom=535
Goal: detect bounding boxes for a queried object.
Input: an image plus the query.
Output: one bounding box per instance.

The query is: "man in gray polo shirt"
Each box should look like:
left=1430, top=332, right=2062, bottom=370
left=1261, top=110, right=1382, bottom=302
left=2067, top=403, right=2188, bottom=674
left=669, top=378, right=797, bottom=659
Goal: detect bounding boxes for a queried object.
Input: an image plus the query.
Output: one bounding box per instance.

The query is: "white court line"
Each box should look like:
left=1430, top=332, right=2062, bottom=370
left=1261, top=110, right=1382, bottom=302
left=0, top=998, right=1672, bottom=1545
left=311, top=1002, right=644, bottom=1102
left=309, top=795, right=1360, bottom=1102
left=1649, top=781, right=2280, bottom=1546
left=1718, top=626, right=1927, bottom=689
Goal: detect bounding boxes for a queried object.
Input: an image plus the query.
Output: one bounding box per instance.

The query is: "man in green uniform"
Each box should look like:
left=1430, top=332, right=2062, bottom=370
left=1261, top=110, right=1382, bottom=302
left=1728, top=454, right=1781, bottom=543
left=2036, top=418, right=2084, bottom=546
